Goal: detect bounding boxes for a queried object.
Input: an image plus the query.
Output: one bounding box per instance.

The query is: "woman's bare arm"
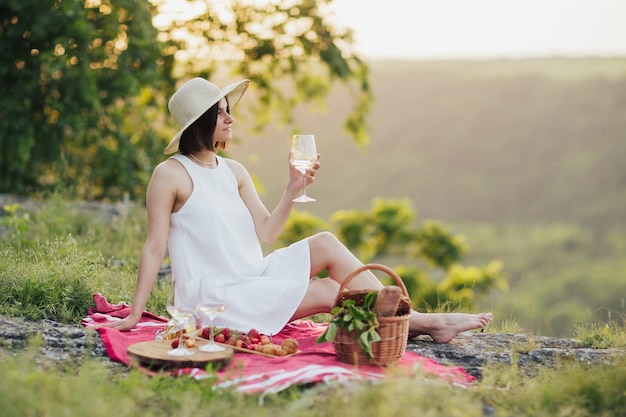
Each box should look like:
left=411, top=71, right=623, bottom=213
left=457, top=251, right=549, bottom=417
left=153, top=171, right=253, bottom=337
left=95, top=160, right=184, bottom=330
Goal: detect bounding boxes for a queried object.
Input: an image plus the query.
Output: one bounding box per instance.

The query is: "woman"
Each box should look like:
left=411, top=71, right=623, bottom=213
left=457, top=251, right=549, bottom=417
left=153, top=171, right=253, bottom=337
left=98, top=77, right=491, bottom=343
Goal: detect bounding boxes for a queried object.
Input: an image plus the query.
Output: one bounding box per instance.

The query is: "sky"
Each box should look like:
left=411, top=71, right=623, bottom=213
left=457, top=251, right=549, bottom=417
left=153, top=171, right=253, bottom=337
left=328, top=0, right=626, bottom=60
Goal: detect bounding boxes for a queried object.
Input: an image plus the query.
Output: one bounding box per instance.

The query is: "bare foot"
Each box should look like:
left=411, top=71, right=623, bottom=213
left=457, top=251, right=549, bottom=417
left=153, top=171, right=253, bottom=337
left=408, top=312, right=492, bottom=344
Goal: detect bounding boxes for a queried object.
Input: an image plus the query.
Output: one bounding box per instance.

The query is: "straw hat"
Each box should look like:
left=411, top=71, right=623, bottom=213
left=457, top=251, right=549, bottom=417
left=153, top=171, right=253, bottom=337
left=164, top=77, right=249, bottom=154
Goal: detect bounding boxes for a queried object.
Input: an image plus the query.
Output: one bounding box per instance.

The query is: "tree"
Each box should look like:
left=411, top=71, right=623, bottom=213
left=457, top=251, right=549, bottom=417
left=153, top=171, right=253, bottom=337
left=1, top=0, right=372, bottom=199
left=157, top=0, right=372, bottom=146
left=0, top=0, right=174, bottom=198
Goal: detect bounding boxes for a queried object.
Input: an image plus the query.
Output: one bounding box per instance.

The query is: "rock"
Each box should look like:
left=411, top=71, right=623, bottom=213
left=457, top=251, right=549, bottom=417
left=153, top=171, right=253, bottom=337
left=0, top=315, right=108, bottom=363
left=408, top=332, right=623, bottom=379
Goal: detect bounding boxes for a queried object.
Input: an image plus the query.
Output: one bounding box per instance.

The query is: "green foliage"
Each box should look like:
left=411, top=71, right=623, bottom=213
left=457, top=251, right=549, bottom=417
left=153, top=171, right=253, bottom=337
left=574, top=321, right=626, bottom=349
left=0, top=0, right=173, bottom=198
left=282, top=198, right=507, bottom=312
left=414, top=221, right=468, bottom=269
left=161, top=0, right=372, bottom=146
left=391, top=265, right=439, bottom=310
left=437, top=261, right=507, bottom=309
left=317, top=291, right=381, bottom=358
left=331, top=198, right=417, bottom=261
left=390, top=261, right=507, bottom=313
left=274, top=210, right=328, bottom=248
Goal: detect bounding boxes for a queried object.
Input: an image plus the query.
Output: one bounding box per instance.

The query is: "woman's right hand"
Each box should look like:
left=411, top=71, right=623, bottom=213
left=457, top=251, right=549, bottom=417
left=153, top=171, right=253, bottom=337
left=287, top=150, right=320, bottom=191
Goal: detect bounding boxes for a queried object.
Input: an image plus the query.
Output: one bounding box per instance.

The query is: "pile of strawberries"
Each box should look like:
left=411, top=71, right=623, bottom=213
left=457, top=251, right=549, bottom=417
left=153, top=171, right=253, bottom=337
left=200, top=327, right=271, bottom=350
left=169, top=325, right=298, bottom=356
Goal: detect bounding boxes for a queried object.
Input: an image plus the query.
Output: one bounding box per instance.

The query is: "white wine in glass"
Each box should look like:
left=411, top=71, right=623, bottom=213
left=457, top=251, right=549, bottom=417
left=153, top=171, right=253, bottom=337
left=196, top=277, right=227, bottom=353
left=166, top=279, right=195, bottom=357
left=290, top=134, right=317, bottom=202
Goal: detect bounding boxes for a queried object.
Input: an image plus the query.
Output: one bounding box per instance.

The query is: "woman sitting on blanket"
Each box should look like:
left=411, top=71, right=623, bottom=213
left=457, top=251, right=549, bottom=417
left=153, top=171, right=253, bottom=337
left=96, top=77, right=492, bottom=342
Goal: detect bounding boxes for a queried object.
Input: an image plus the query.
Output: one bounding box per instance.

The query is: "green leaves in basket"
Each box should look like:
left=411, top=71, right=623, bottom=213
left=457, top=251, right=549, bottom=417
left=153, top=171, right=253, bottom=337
left=316, top=291, right=381, bottom=358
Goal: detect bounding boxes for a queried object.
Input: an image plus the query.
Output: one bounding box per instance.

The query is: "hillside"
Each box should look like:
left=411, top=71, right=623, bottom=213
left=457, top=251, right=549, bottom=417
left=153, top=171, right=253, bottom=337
left=230, top=58, right=626, bottom=228
left=229, top=58, right=626, bottom=336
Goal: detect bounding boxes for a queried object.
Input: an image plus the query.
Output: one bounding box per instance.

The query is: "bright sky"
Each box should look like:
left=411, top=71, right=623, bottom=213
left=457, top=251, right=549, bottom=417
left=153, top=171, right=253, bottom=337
left=329, top=0, right=626, bottom=59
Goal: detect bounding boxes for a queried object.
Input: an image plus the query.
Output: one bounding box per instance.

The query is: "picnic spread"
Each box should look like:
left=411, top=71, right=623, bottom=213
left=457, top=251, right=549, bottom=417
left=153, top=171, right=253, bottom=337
left=82, top=293, right=476, bottom=394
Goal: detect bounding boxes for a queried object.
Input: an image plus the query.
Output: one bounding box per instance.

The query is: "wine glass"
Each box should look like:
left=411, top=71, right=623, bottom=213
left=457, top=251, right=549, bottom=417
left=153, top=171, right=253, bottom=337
left=166, top=278, right=196, bottom=357
left=290, top=134, right=317, bottom=202
left=196, top=277, right=227, bottom=353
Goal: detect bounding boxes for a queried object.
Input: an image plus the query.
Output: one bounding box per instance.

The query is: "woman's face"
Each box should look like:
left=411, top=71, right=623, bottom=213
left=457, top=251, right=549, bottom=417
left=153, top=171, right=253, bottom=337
left=212, top=97, right=234, bottom=144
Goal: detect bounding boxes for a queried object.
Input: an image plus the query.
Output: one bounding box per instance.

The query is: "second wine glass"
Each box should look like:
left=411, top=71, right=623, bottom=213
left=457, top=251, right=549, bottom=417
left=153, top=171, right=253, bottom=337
left=166, top=278, right=195, bottom=357
left=196, top=277, right=227, bottom=353
left=290, top=134, right=317, bottom=202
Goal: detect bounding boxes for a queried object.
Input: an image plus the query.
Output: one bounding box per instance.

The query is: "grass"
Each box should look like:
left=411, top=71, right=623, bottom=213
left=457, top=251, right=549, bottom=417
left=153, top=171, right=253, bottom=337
left=1, top=341, right=625, bottom=417
left=0, top=197, right=167, bottom=320
left=1, top=196, right=626, bottom=416
left=574, top=321, right=626, bottom=349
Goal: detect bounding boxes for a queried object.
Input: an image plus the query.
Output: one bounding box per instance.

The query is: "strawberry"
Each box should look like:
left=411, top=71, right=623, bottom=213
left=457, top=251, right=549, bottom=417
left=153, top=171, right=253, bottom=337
left=248, top=328, right=260, bottom=339
left=221, top=327, right=231, bottom=339
left=201, top=327, right=210, bottom=339
left=171, top=339, right=180, bottom=348
left=214, top=333, right=226, bottom=343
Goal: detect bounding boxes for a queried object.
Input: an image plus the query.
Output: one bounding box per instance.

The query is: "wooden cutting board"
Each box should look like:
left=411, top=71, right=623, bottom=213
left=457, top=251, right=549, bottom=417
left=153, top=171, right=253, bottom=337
left=128, top=339, right=233, bottom=370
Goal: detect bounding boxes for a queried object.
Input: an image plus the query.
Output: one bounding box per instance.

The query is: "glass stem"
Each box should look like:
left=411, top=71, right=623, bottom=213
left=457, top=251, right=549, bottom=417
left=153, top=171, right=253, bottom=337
left=302, top=176, right=307, bottom=198
left=177, top=322, right=185, bottom=350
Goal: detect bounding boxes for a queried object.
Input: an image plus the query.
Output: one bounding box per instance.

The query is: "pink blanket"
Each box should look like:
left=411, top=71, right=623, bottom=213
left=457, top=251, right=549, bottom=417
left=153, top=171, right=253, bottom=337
left=82, top=294, right=475, bottom=394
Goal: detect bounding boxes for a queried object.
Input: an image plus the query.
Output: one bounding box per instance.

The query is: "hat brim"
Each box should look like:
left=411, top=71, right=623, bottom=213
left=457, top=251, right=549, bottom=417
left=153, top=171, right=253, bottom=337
left=164, top=79, right=249, bottom=154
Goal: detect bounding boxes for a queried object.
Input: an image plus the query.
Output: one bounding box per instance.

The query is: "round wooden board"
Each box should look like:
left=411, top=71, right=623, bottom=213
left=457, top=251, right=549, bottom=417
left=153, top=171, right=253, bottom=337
left=128, top=339, right=233, bottom=370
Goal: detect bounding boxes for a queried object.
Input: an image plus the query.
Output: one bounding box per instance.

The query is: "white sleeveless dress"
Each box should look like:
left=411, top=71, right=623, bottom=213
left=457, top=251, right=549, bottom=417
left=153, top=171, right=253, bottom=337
left=168, top=154, right=311, bottom=334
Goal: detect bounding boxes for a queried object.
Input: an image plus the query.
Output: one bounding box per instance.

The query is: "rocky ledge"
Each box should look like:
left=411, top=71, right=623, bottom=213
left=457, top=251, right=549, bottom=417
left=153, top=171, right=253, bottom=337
left=1, top=315, right=622, bottom=378
left=0, top=316, right=108, bottom=363
left=409, top=332, right=623, bottom=379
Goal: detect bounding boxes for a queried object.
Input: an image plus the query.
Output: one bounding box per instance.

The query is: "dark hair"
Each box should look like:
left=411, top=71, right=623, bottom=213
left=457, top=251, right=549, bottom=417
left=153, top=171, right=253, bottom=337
left=178, top=100, right=231, bottom=154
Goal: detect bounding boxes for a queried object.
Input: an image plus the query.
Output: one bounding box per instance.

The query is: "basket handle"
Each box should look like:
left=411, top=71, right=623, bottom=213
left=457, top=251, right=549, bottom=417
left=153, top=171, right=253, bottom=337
left=336, top=263, right=409, bottom=299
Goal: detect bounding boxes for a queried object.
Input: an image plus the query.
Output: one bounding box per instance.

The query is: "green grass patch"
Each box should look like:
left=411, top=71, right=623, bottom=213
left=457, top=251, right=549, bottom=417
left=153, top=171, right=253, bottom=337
left=574, top=320, right=626, bottom=349
left=0, top=198, right=165, bottom=323
left=480, top=357, right=626, bottom=417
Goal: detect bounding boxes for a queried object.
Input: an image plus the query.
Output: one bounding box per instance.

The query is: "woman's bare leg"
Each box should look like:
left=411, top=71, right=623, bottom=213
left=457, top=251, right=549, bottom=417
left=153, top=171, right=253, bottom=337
left=309, top=232, right=384, bottom=290
left=295, top=232, right=492, bottom=343
left=291, top=278, right=339, bottom=319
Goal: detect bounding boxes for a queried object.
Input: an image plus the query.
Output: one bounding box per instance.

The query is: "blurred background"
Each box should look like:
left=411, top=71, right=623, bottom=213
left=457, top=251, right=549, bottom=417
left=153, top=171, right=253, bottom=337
left=1, top=0, right=625, bottom=337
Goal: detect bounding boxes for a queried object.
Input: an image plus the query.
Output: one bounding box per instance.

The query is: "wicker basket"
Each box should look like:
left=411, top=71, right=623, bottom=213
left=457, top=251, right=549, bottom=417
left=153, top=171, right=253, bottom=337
left=332, top=264, right=411, bottom=366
